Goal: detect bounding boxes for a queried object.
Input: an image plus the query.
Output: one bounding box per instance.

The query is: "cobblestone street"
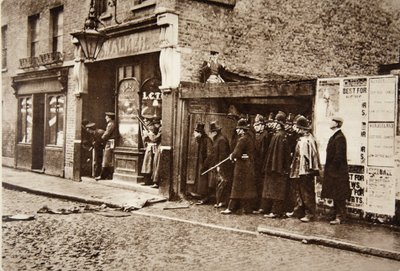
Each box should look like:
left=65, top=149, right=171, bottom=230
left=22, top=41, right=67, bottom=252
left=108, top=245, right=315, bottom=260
left=3, top=188, right=400, bottom=271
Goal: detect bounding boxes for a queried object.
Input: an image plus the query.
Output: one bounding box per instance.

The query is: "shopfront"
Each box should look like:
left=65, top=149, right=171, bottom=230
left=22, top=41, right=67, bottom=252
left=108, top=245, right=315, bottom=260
left=12, top=68, right=68, bottom=176
left=80, top=25, right=162, bottom=184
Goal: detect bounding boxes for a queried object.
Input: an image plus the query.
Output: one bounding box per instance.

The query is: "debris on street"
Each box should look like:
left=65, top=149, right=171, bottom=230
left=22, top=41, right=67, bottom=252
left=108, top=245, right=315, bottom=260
left=2, top=214, right=36, bottom=222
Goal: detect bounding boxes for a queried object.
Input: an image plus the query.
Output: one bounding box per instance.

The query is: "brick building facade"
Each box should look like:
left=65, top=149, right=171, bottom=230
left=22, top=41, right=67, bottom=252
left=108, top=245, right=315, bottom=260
left=2, top=1, right=400, bottom=205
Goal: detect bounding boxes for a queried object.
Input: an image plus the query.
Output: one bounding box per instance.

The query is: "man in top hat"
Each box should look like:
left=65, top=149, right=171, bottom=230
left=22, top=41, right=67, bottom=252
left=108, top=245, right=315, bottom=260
left=221, top=118, right=257, bottom=215
left=95, top=112, right=116, bottom=180
left=85, top=122, right=105, bottom=178
left=321, top=116, right=350, bottom=225
left=259, top=111, right=291, bottom=218
left=287, top=116, right=321, bottom=222
left=192, top=122, right=212, bottom=204
left=204, top=121, right=232, bottom=208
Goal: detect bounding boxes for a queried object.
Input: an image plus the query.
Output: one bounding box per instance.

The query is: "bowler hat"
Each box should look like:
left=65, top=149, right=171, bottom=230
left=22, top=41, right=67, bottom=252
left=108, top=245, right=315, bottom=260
left=275, top=111, right=287, bottom=126
left=209, top=121, right=222, bottom=132
left=295, top=116, right=311, bottom=130
left=236, top=118, right=249, bottom=130
left=194, top=123, right=205, bottom=133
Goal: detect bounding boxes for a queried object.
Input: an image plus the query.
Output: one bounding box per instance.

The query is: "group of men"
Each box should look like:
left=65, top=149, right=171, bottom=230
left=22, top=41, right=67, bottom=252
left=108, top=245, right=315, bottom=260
left=194, top=111, right=350, bottom=225
left=82, top=112, right=116, bottom=181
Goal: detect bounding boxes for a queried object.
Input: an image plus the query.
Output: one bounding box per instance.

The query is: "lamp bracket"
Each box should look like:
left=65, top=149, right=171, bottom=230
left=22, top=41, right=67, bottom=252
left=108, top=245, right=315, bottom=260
left=108, top=0, right=122, bottom=24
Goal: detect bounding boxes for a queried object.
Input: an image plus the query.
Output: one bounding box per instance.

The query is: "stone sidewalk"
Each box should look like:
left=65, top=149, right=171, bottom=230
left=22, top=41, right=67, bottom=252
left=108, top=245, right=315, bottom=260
left=2, top=166, right=400, bottom=261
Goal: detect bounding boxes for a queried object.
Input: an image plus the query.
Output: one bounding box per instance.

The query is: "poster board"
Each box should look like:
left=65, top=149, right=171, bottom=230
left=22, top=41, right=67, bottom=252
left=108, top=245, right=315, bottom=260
left=315, top=75, right=398, bottom=216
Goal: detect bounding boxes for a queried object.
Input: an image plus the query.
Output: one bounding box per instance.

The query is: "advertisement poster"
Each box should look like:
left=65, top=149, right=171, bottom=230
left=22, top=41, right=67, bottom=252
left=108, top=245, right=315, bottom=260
left=367, top=122, right=395, bottom=167
left=315, top=75, right=398, bottom=215
left=369, top=77, right=397, bottom=122
left=365, top=167, right=396, bottom=216
left=395, top=136, right=400, bottom=200
left=340, top=78, right=368, bottom=165
left=314, top=79, right=341, bottom=164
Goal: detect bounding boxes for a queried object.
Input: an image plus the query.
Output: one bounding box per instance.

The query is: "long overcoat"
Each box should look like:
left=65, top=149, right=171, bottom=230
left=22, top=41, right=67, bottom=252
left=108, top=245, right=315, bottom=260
left=262, top=129, right=291, bottom=200
left=195, top=134, right=213, bottom=196
left=254, top=130, right=270, bottom=183
left=321, top=130, right=351, bottom=200
left=101, top=120, right=115, bottom=167
left=230, top=131, right=257, bottom=199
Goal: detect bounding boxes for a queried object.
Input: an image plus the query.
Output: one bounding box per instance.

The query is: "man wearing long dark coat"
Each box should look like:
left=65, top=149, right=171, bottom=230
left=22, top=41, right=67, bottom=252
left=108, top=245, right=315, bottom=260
left=260, top=111, right=291, bottom=218
left=221, top=119, right=257, bottom=215
left=85, top=123, right=105, bottom=178
left=205, top=121, right=232, bottom=208
left=253, top=114, right=270, bottom=210
left=321, top=116, right=350, bottom=225
left=193, top=123, right=213, bottom=204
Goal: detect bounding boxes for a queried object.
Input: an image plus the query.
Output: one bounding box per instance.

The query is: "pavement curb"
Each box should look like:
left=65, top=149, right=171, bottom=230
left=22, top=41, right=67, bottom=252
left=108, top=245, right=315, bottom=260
left=257, top=226, right=400, bottom=261
left=2, top=181, right=122, bottom=209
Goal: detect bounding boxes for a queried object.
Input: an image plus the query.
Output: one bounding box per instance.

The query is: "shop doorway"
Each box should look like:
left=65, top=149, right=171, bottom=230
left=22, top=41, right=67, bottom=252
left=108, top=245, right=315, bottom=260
left=31, top=94, right=45, bottom=170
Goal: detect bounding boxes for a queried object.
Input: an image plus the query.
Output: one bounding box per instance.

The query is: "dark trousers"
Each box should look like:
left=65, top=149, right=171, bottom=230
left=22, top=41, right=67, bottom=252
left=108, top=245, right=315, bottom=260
left=292, top=175, right=316, bottom=217
left=333, top=199, right=347, bottom=219
left=228, top=198, right=252, bottom=213
left=216, top=174, right=230, bottom=205
left=93, top=147, right=103, bottom=177
left=259, top=198, right=285, bottom=215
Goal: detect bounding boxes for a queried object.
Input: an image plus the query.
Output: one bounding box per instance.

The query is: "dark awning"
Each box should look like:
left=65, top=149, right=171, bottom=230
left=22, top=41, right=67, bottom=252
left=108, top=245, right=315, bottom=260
left=179, top=79, right=316, bottom=99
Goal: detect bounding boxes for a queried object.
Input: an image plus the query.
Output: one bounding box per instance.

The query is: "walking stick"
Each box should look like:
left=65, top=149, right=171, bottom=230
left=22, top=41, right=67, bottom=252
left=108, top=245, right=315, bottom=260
left=201, top=156, right=231, bottom=176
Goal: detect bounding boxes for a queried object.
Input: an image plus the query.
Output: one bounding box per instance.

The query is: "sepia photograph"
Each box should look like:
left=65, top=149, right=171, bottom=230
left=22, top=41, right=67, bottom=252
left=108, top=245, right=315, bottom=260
left=1, top=0, right=400, bottom=270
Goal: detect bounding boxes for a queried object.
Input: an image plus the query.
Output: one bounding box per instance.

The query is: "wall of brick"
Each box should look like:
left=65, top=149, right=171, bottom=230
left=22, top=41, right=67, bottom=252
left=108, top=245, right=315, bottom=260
left=1, top=0, right=91, bottom=165
left=177, top=0, right=400, bottom=82
left=64, top=68, right=76, bottom=179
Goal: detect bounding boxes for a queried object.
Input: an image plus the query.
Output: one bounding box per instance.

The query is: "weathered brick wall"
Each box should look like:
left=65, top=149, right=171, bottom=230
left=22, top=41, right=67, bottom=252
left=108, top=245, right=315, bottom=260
left=64, top=68, right=76, bottom=179
left=178, top=0, right=400, bottom=82
left=1, top=0, right=90, bottom=164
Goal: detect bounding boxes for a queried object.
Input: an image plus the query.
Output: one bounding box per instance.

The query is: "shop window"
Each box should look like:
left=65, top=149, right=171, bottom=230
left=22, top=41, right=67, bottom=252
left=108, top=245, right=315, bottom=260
left=51, top=6, right=63, bottom=53
left=2, top=25, right=7, bottom=70
left=28, top=14, right=40, bottom=57
left=141, top=77, right=162, bottom=119
left=47, top=95, right=64, bottom=146
left=18, top=97, right=33, bottom=143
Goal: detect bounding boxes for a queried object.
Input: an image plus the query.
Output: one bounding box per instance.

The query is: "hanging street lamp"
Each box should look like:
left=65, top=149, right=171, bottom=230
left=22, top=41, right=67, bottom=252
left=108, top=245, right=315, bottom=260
left=71, top=0, right=107, bottom=61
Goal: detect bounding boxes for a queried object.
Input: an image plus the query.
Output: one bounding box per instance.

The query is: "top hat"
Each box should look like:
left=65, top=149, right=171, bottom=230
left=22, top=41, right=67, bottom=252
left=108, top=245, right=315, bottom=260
left=295, top=116, right=311, bottom=130
left=254, top=114, right=265, bottom=125
left=236, top=118, right=249, bottom=130
left=85, top=122, right=96, bottom=129
left=194, top=123, right=205, bottom=133
left=209, top=121, right=222, bottom=132
left=275, top=111, right=287, bottom=126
